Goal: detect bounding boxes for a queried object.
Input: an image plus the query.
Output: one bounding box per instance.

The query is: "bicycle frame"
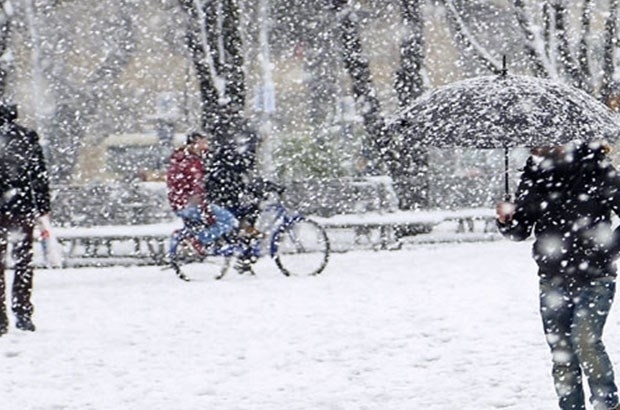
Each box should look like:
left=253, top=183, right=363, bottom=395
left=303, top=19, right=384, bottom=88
left=262, top=202, right=304, bottom=258
left=168, top=195, right=330, bottom=280
left=170, top=199, right=305, bottom=261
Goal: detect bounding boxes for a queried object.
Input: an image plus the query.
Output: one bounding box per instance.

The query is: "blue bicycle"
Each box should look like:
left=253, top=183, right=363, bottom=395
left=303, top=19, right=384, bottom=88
left=167, top=192, right=330, bottom=281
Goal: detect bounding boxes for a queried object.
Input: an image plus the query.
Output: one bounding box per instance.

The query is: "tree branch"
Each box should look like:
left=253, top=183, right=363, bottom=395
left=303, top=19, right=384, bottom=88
left=553, top=2, right=587, bottom=89
left=443, top=0, right=502, bottom=75
left=512, top=0, right=549, bottom=77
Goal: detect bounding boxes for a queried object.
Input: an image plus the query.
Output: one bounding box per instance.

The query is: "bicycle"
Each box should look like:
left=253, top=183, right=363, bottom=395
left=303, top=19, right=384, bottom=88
left=166, top=190, right=330, bottom=281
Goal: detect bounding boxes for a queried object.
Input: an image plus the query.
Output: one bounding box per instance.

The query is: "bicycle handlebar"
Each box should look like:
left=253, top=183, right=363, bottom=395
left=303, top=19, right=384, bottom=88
left=249, top=179, right=285, bottom=199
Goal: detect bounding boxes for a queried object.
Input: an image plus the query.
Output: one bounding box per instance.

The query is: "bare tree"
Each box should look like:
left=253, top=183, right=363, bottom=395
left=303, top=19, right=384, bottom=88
left=9, top=0, right=138, bottom=183
left=47, top=1, right=137, bottom=183
left=0, top=0, right=12, bottom=100
left=601, top=0, right=619, bottom=99
left=443, top=0, right=618, bottom=99
left=330, top=0, right=389, bottom=172
left=395, top=0, right=426, bottom=109
left=328, top=0, right=429, bottom=208
left=393, top=0, right=429, bottom=209
left=178, top=0, right=246, bottom=142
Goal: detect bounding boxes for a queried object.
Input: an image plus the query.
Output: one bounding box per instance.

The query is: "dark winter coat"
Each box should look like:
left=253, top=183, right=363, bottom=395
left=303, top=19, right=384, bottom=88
left=498, top=142, right=620, bottom=279
left=205, top=132, right=259, bottom=210
left=0, top=120, right=51, bottom=222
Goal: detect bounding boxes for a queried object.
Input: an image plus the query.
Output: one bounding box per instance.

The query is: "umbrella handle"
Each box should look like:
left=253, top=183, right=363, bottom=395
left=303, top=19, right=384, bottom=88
left=504, top=147, right=511, bottom=201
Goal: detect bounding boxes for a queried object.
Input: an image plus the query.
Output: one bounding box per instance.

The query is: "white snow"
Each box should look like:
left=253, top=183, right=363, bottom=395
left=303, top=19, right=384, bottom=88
left=2, top=239, right=617, bottom=409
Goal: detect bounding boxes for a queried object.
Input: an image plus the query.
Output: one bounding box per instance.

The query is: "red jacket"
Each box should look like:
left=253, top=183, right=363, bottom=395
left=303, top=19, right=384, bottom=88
left=166, top=148, right=207, bottom=212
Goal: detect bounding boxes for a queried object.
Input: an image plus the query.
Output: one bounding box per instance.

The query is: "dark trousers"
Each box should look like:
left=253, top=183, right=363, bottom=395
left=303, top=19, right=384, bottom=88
left=229, top=204, right=259, bottom=225
left=539, top=274, right=619, bottom=410
left=0, top=216, right=35, bottom=324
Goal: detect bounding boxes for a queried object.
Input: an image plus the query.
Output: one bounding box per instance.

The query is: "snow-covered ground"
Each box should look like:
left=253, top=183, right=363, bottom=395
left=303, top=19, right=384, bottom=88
left=3, top=239, right=618, bottom=409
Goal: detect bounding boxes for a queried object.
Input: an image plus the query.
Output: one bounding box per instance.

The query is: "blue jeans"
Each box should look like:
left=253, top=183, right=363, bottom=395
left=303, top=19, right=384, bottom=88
left=175, top=204, right=237, bottom=246
left=539, top=274, right=618, bottom=410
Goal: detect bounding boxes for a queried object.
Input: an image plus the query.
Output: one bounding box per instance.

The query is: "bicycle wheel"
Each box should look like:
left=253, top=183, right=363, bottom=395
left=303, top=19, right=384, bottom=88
left=169, top=235, right=232, bottom=281
left=273, top=218, right=329, bottom=276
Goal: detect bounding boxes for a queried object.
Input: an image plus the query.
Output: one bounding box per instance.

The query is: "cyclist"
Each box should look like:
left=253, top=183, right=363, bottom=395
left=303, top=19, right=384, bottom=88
left=205, top=126, right=285, bottom=272
left=205, top=125, right=263, bottom=238
left=166, top=131, right=237, bottom=249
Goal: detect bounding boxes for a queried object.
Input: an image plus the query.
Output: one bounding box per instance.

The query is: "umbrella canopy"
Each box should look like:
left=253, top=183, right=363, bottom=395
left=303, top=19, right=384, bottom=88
left=392, top=74, right=620, bottom=149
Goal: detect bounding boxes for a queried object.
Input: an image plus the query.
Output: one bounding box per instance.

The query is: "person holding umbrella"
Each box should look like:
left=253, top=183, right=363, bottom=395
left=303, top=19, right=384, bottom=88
left=496, top=140, right=620, bottom=410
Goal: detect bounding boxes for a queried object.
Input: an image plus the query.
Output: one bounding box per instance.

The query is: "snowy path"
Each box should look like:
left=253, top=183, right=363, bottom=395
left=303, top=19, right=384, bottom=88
left=2, top=240, right=617, bottom=409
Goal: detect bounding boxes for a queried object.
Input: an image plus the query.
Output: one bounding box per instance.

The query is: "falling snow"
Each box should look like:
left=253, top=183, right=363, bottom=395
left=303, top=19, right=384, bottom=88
left=2, top=2, right=620, bottom=409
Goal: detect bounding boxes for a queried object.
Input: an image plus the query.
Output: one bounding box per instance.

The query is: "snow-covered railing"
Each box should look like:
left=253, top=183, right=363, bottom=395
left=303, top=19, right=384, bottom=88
left=33, top=208, right=498, bottom=267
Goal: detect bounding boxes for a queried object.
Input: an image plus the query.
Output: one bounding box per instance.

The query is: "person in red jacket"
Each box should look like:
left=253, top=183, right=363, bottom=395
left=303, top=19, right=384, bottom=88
left=166, top=131, right=237, bottom=246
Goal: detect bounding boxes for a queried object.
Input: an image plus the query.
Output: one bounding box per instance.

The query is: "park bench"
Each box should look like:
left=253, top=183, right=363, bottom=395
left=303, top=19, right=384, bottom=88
left=49, top=222, right=180, bottom=267
left=311, top=207, right=498, bottom=249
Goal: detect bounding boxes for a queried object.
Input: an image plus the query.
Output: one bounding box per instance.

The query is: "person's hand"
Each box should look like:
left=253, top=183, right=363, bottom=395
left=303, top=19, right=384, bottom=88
left=201, top=203, right=216, bottom=225
left=187, top=194, right=202, bottom=207
left=496, top=202, right=516, bottom=224
left=38, top=213, right=53, bottom=233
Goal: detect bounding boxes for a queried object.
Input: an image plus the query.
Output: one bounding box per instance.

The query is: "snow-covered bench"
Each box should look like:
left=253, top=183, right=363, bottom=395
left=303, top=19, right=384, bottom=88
left=312, top=208, right=498, bottom=249
left=51, top=222, right=181, bottom=266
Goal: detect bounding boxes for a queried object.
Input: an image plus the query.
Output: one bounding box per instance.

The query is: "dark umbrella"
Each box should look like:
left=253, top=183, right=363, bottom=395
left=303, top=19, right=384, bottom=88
left=391, top=73, right=620, bottom=199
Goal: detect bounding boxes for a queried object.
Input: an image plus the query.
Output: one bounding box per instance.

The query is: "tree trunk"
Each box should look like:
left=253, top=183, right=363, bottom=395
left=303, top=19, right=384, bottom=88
left=330, top=0, right=430, bottom=209
left=601, top=0, right=619, bottom=99
left=395, top=0, right=425, bottom=109
left=221, top=0, right=245, bottom=117
left=513, top=0, right=548, bottom=77
left=179, top=0, right=224, bottom=134
left=0, top=1, right=12, bottom=99
left=179, top=0, right=246, bottom=145
left=332, top=1, right=389, bottom=174
left=394, top=0, right=429, bottom=209
left=577, top=0, right=594, bottom=88
left=552, top=2, right=586, bottom=89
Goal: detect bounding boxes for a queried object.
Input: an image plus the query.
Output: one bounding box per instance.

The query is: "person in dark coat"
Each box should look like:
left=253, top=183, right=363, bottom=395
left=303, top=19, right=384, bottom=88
left=496, top=141, right=620, bottom=410
left=0, top=104, right=51, bottom=334
left=205, top=127, right=262, bottom=236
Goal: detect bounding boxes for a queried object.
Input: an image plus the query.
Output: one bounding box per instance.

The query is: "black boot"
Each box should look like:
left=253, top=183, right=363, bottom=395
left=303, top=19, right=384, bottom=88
left=0, top=311, right=8, bottom=336
left=16, top=316, right=35, bottom=332
left=234, top=258, right=252, bottom=274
